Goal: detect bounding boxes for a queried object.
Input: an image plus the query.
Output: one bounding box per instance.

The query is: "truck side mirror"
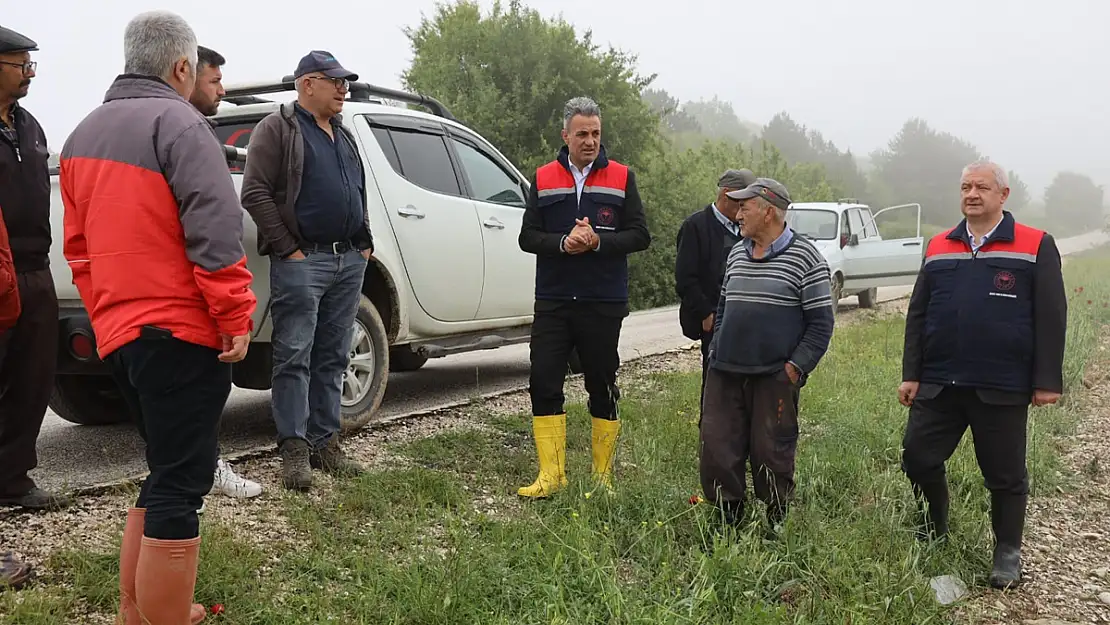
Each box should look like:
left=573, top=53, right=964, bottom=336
left=849, top=234, right=859, bottom=246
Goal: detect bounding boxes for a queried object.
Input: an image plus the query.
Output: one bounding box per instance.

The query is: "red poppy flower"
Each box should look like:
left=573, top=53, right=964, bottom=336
left=211, top=604, right=225, bottom=615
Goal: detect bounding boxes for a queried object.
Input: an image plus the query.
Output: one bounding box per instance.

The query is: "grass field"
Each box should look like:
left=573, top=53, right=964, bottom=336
left=4, top=251, right=1110, bottom=624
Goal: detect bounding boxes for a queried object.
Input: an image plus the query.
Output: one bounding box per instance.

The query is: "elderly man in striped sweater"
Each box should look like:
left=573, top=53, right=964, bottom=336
left=699, top=177, right=835, bottom=532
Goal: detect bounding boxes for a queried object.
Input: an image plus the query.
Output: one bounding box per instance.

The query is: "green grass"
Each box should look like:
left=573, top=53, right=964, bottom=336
left=5, top=252, right=1110, bottom=624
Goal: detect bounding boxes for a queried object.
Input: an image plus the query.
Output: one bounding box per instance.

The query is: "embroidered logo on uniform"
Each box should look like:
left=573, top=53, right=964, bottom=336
left=596, top=206, right=615, bottom=226
left=993, top=270, right=1015, bottom=291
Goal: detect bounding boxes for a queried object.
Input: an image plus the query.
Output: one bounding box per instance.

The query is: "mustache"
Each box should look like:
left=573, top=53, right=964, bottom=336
left=19, top=79, right=30, bottom=88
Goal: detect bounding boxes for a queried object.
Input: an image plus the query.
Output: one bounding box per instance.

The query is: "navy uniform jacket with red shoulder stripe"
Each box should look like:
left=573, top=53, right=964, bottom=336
left=902, top=210, right=1067, bottom=398
left=518, top=145, right=650, bottom=309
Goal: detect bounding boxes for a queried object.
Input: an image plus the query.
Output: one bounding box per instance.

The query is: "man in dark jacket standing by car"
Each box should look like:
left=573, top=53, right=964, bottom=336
left=675, top=168, right=755, bottom=388
left=899, top=160, right=1067, bottom=590
left=517, top=96, right=651, bottom=498
left=0, top=24, right=70, bottom=512
left=241, top=50, right=374, bottom=492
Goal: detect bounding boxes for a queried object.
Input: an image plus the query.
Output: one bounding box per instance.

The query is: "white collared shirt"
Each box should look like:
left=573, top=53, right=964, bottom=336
left=569, top=159, right=593, bottom=202
left=967, top=214, right=1004, bottom=252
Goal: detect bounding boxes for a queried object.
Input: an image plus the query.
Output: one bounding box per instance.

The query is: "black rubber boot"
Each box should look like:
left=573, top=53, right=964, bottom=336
left=988, top=492, right=1026, bottom=590
left=912, top=480, right=949, bottom=541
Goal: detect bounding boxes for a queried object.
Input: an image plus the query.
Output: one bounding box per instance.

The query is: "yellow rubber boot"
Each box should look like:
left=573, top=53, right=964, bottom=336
left=517, top=414, right=568, bottom=498
left=591, top=417, right=621, bottom=490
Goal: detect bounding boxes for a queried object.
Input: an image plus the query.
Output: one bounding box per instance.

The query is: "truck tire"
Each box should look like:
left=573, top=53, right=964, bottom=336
left=858, top=287, right=878, bottom=309
left=49, top=375, right=132, bottom=426
left=340, top=295, right=391, bottom=433
left=389, top=346, right=428, bottom=372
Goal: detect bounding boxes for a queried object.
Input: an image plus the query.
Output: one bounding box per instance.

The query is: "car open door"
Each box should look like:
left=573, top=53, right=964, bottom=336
left=840, top=203, right=924, bottom=290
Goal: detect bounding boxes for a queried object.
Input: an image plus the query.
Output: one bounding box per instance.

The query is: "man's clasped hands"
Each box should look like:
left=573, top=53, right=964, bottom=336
left=565, top=217, right=599, bottom=254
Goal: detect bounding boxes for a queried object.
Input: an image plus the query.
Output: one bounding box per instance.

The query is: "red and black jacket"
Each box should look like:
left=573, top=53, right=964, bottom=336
left=902, top=211, right=1067, bottom=395
left=518, top=145, right=650, bottom=305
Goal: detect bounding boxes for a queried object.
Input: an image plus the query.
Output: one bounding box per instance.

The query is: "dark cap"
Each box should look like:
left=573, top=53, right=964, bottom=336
left=294, top=50, right=357, bottom=81
left=0, top=25, right=38, bottom=54
left=717, top=168, right=756, bottom=190
left=726, top=177, right=792, bottom=211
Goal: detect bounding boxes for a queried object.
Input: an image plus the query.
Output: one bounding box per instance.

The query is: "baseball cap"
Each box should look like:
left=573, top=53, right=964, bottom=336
left=717, top=168, right=756, bottom=189
left=726, top=178, right=792, bottom=211
left=0, top=25, right=38, bottom=54
left=294, top=50, right=358, bottom=81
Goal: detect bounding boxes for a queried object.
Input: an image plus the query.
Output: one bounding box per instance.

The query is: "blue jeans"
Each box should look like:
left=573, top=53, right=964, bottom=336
left=270, top=249, right=366, bottom=450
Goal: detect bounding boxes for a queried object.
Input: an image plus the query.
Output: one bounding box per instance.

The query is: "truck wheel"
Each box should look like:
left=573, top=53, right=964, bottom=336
left=49, top=375, right=132, bottom=426
left=858, top=287, right=878, bottom=308
left=340, top=295, right=391, bottom=433
left=389, top=346, right=428, bottom=372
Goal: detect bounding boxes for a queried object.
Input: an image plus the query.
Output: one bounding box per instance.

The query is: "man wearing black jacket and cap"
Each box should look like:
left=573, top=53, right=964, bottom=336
left=675, top=168, right=755, bottom=388
left=0, top=24, right=69, bottom=511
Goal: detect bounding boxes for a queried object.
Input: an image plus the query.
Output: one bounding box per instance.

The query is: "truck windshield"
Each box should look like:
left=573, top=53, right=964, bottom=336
left=786, top=209, right=839, bottom=240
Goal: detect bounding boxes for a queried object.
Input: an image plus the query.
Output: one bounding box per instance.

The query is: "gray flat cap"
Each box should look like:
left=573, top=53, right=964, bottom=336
left=726, top=177, right=792, bottom=211
left=0, top=26, right=37, bottom=54
left=718, top=168, right=756, bottom=189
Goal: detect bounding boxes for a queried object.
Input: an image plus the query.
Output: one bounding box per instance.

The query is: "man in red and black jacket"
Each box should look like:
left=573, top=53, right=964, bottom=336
left=899, top=160, right=1067, bottom=590
left=61, top=11, right=256, bottom=622
left=517, top=96, right=651, bottom=498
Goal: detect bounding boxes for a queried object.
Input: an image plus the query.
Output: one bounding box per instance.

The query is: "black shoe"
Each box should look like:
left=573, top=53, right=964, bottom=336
left=0, top=487, right=72, bottom=511
left=912, top=480, right=949, bottom=541
left=279, top=439, right=313, bottom=491
left=988, top=492, right=1026, bottom=590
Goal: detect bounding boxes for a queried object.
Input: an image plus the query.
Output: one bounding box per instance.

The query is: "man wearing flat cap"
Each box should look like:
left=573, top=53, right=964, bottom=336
left=241, top=50, right=374, bottom=491
left=0, top=25, right=70, bottom=511
left=675, top=168, right=756, bottom=389
left=699, top=178, right=834, bottom=531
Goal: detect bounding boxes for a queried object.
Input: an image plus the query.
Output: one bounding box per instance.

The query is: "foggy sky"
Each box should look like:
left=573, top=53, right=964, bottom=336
left=8, top=0, right=1107, bottom=196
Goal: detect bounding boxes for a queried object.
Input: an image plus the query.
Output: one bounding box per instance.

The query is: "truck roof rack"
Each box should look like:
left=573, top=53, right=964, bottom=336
left=221, top=75, right=457, bottom=121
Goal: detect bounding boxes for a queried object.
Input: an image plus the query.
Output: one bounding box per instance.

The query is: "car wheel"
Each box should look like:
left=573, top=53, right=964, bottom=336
left=858, top=287, right=878, bottom=309
left=339, top=295, right=391, bottom=433
left=49, top=375, right=132, bottom=426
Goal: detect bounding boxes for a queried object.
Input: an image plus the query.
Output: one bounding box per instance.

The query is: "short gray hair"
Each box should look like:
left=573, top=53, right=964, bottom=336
left=962, top=160, right=1009, bottom=190
left=751, top=197, right=786, bottom=221
left=123, top=10, right=198, bottom=80
left=563, top=96, right=601, bottom=130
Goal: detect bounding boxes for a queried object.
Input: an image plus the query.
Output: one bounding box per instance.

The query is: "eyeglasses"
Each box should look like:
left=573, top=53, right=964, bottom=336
left=307, top=76, right=349, bottom=92
left=0, top=61, right=36, bottom=75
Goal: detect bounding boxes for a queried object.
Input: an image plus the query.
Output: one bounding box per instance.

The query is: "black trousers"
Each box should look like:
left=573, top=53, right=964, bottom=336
left=0, top=270, right=58, bottom=498
left=107, top=336, right=231, bottom=540
left=901, top=386, right=1029, bottom=496
left=699, top=367, right=800, bottom=511
left=529, top=302, right=624, bottom=420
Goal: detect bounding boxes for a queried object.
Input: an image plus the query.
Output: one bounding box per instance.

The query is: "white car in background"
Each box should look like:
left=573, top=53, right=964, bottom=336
left=786, top=199, right=924, bottom=313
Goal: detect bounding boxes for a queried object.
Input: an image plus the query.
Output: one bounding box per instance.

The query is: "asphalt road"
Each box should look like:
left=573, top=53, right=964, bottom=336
left=27, top=227, right=1109, bottom=493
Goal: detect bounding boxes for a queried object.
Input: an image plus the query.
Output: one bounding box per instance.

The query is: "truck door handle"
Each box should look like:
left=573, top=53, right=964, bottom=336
left=903, top=241, right=920, bottom=246
left=483, top=217, right=505, bottom=229
left=397, top=206, right=425, bottom=218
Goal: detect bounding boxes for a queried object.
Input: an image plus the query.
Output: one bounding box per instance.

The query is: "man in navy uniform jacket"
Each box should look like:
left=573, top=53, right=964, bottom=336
left=517, top=96, right=651, bottom=498
left=899, top=160, right=1067, bottom=590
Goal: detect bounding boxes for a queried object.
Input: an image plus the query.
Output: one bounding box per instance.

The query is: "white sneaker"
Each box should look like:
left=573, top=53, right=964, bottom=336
left=211, top=458, right=263, bottom=498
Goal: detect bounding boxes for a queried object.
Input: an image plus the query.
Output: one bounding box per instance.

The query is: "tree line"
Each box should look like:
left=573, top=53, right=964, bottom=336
left=400, top=0, right=1105, bottom=310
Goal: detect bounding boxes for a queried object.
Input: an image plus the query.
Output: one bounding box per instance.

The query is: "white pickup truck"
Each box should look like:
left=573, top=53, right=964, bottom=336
left=785, top=199, right=924, bottom=312
left=47, top=77, right=571, bottom=432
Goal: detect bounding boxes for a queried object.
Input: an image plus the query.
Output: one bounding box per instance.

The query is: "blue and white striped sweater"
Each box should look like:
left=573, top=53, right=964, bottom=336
left=708, top=231, right=835, bottom=376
